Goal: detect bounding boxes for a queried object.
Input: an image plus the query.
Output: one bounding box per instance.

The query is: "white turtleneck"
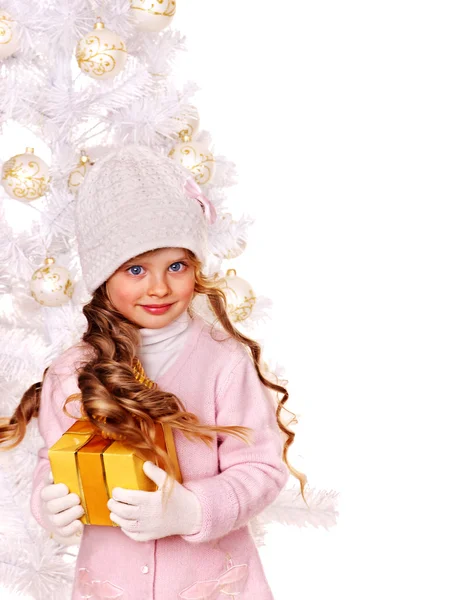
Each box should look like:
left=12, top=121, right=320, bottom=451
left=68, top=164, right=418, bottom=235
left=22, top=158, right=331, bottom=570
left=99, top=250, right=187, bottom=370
left=137, top=310, right=193, bottom=381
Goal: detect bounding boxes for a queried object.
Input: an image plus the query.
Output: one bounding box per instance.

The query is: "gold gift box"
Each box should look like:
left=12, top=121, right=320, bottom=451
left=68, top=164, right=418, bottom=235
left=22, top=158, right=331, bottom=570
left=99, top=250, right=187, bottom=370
left=48, top=420, right=182, bottom=527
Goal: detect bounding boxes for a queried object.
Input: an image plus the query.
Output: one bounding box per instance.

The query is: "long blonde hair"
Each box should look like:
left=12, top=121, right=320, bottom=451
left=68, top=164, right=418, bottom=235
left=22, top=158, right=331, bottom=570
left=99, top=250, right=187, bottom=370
left=0, top=250, right=308, bottom=503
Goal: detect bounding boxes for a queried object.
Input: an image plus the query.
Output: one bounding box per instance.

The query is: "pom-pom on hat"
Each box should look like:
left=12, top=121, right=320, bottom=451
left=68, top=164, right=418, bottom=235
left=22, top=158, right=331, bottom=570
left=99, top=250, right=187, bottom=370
left=75, top=144, right=210, bottom=295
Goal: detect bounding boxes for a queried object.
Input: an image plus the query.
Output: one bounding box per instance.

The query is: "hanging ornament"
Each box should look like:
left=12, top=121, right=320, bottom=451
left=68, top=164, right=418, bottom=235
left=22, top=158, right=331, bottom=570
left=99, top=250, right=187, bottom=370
left=30, top=258, right=74, bottom=307
left=175, top=106, right=200, bottom=143
left=0, top=11, right=20, bottom=60
left=76, top=20, right=127, bottom=80
left=1, top=147, right=50, bottom=201
left=219, top=269, right=256, bottom=323
left=130, top=0, right=176, bottom=32
left=213, top=213, right=248, bottom=260
left=224, top=239, right=247, bottom=260
left=169, top=140, right=215, bottom=186
left=68, top=152, right=94, bottom=194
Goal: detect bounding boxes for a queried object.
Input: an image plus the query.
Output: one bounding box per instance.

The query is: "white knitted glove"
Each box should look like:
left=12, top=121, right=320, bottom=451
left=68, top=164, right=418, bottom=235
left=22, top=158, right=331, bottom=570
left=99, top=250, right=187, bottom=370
left=40, top=470, right=85, bottom=545
left=107, top=462, right=202, bottom=542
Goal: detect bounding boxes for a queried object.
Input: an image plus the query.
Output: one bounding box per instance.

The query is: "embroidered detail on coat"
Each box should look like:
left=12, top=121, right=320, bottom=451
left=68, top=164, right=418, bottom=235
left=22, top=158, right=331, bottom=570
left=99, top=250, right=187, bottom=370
left=78, top=568, right=124, bottom=599
left=178, top=557, right=249, bottom=599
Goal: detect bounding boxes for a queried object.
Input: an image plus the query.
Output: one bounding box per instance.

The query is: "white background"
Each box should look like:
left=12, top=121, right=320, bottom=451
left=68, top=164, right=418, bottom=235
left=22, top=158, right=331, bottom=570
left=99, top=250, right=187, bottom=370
left=3, top=1, right=450, bottom=598
left=174, top=2, right=449, bottom=599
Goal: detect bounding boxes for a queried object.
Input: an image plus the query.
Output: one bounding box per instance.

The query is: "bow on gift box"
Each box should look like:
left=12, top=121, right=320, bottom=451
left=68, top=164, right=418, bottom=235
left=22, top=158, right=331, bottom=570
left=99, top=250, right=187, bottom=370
left=178, top=563, right=248, bottom=599
left=78, top=568, right=124, bottom=599
left=184, top=177, right=217, bottom=225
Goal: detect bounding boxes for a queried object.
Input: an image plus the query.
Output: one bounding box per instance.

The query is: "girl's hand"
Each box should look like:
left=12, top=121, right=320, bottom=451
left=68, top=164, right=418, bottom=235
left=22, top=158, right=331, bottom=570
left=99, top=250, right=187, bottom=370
left=40, top=470, right=85, bottom=543
left=107, top=462, right=202, bottom=542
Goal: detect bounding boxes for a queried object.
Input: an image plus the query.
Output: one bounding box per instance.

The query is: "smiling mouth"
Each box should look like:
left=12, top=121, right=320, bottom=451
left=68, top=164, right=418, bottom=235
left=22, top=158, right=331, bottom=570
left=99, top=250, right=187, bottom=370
left=141, top=303, right=173, bottom=308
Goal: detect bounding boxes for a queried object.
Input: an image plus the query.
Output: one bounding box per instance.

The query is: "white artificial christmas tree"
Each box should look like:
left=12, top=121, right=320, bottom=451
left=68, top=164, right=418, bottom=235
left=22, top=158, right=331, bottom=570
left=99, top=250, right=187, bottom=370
left=0, top=1, right=338, bottom=597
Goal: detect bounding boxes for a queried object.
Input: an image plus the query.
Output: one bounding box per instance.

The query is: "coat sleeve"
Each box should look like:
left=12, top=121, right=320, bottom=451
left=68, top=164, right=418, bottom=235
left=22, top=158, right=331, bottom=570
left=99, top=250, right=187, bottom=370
left=181, top=350, right=290, bottom=544
left=30, top=362, right=80, bottom=530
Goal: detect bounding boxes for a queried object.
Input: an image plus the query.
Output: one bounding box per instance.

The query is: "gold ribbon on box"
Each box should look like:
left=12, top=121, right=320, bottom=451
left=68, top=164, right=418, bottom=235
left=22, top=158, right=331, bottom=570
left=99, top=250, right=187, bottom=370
left=48, top=360, right=181, bottom=526
left=49, top=420, right=181, bottom=526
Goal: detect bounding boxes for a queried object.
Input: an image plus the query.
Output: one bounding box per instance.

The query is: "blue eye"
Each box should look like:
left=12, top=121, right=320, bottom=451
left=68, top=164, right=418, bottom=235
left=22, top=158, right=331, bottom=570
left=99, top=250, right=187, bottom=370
left=127, top=265, right=144, bottom=276
left=169, top=262, right=186, bottom=272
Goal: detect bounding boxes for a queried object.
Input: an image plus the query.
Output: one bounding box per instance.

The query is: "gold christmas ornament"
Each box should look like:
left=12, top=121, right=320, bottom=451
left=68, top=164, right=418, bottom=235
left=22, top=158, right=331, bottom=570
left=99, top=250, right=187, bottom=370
left=1, top=147, right=50, bottom=201
left=214, top=214, right=248, bottom=260
left=68, top=152, right=93, bottom=193
left=76, top=21, right=127, bottom=80
left=175, top=106, right=200, bottom=143
left=130, top=0, right=176, bottom=32
left=224, top=239, right=247, bottom=260
left=168, top=140, right=215, bottom=186
left=30, top=257, right=74, bottom=307
left=0, top=11, right=20, bottom=60
left=219, top=269, right=256, bottom=323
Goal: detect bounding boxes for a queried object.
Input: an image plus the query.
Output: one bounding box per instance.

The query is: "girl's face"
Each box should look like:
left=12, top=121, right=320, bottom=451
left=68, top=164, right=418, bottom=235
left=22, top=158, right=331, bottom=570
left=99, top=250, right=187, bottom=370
left=106, top=247, right=196, bottom=329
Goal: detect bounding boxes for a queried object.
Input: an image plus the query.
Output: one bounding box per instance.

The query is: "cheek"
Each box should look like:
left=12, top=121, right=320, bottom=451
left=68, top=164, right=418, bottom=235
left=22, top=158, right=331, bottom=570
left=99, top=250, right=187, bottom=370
left=108, top=278, right=137, bottom=304
left=177, top=275, right=195, bottom=299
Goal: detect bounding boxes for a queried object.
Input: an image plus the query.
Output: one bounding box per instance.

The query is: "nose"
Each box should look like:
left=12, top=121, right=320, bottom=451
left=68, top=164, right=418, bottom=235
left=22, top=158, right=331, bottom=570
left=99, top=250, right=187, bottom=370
left=146, top=274, right=170, bottom=298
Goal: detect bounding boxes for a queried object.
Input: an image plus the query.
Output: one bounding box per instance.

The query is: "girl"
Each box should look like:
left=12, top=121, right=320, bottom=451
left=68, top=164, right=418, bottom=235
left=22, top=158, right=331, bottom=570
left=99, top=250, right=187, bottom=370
left=0, top=145, right=306, bottom=599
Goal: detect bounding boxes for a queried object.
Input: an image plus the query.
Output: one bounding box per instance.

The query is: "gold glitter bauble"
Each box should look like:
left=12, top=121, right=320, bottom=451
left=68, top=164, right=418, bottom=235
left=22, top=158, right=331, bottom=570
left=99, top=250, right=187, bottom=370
left=68, top=153, right=94, bottom=194
left=213, top=213, right=248, bottom=260
left=219, top=269, right=256, bottom=323
left=30, top=258, right=74, bottom=307
left=174, top=106, right=200, bottom=143
left=0, top=11, right=20, bottom=60
left=223, top=240, right=247, bottom=260
left=76, top=21, right=127, bottom=80
left=130, top=0, right=176, bottom=32
left=168, top=140, right=215, bottom=186
left=1, top=147, right=50, bottom=201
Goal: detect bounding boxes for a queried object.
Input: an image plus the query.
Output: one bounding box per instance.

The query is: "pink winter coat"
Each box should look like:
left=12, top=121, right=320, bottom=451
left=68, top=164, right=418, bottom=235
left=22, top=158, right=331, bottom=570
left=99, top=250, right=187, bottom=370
left=30, top=315, right=289, bottom=599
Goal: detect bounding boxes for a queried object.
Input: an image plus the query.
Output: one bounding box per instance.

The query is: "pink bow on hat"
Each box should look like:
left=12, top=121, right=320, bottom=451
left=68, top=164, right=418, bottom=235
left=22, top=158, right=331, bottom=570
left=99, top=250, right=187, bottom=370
left=78, top=568, right=124, bottom=599
left=184, top=177, right=217, bottom=224
left=178, top=563, right=248, bottom=599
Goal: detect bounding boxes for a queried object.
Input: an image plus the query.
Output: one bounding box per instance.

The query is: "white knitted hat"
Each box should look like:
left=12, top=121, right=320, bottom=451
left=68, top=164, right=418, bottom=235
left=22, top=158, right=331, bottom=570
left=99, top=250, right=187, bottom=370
left=75, top=145, right=210, bottom=295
